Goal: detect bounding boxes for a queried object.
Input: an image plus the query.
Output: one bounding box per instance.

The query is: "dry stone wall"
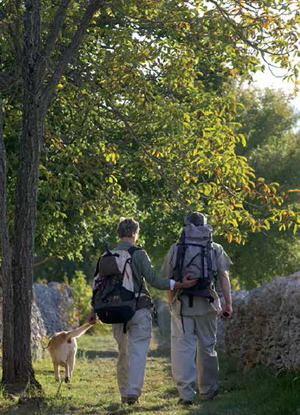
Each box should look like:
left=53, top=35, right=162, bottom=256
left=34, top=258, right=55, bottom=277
left=0, top=282, right=76, bottom=361
left=33, top=282, right=76, bottom=337
left=2, top=273, right=300, bottom=370
left=153, top=271, right=300, bottom=372
left=222, top=272, right=300, bottom=371
left=0, top=288, right=47, bottom=361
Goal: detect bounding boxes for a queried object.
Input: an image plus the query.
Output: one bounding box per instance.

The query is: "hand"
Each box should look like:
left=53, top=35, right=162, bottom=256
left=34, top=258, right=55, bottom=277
left=87, top=310, right=97, bottom=325
left=221, top=303, right=233, bottom=319
left=175, top=277, right=198, bottom=290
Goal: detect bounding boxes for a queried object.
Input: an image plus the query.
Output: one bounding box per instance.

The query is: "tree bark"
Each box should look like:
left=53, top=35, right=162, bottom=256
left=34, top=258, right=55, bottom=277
left=0, top=100, right=15, bottom=385
left=2, top=0, right=106, bottom=391
left=9, top=0, right=42, bottom=389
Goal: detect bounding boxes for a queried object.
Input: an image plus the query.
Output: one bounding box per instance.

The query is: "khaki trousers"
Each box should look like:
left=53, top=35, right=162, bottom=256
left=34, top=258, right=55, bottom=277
left=171, top=311, right=219, bottom=401
left=112, top=308, right=152, bottom=398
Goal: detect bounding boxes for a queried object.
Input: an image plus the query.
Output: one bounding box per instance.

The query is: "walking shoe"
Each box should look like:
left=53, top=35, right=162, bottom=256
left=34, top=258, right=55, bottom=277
left=200, top=388, right=219, bottom=401
left=121, top=396, right=128, bottom=404
left=126, top=395, right=139, bottom=405
left=177, top=398, right=193, bottom=406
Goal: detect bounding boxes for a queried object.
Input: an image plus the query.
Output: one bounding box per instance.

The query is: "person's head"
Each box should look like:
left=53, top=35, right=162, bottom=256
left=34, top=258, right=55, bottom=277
left=117, top=217, right=140, bottom=242
left=184, top=211, right=207, bottom=226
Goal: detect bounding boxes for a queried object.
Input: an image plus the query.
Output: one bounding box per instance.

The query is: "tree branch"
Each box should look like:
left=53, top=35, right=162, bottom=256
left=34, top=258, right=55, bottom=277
left=38, top=0, right=72, bottom=81
left=40, top=0, right=108, bottom=118
left=33, top=256, right=53, bottom=267
left=97, top=100, right=188, bottom=210
left=208, top=0, right=295, bottom=57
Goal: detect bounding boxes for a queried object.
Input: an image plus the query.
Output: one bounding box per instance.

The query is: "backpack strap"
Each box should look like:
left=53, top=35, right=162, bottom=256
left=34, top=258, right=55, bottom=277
left=127, top=245, right=142, bottom=256
left=174, top=231, right=187, bottom=282
left=127, top=245, right=144, bottom=299
left=123, top=245, right=143, bottom=334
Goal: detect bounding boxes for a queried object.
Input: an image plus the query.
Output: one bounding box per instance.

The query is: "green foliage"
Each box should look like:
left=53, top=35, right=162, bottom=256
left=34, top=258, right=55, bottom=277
left=68, top=271, right=111, bottom=335
left=224, top=88, right=300, bottom=288
left=1, top=0, right=300, bottom=269
left=69, top=271, right=92, bottom=325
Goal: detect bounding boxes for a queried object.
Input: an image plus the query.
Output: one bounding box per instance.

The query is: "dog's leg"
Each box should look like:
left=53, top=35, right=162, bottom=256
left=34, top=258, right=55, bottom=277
left=53, top=363, right=60, bottom=381
left=63, top=362, right=70, bottom=383
left=68, top=353, right=76, bottom=381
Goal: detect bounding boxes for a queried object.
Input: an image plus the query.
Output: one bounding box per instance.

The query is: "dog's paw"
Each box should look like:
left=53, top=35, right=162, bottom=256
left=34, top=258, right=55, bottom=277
left=65, top=377, right=70, bottom=383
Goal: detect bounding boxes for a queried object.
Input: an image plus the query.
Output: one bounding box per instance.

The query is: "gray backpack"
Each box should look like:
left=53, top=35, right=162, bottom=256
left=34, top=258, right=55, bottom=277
left=173, top=223, right=217, bottom=305
left=91, top=246, right=142, bottom=330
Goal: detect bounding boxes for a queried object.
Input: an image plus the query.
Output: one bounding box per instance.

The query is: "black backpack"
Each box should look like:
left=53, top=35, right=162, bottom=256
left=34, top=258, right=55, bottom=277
left=91, top=246, right=142, bottom=328
left=173, top=223, right=217, bottom=305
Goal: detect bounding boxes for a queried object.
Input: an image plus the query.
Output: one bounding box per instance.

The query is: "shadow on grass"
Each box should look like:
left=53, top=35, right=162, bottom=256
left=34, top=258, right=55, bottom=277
left=0, top=397, right=46, bottom=415
left=159, top=386, right=178, bottom=398
left=105, top=402, right=170, bottom=414
left=148, top=347, right=170, bottom=358
left=77, top=347, right=170, bottom=360
left=77, top=348, right=118, bottom=359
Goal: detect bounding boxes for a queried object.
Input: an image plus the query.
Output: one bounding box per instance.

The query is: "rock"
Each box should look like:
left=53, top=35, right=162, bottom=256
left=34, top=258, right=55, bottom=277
left=222, top=272, right=300, bottom=371
left=154, top=298, right=171, bottom=337
left=152, top=298, right=171, bottom=353
left=0, top=282, right=76, bottom=362
left=31, top=300, right=47, bottom=360
left=0, top=288, right=46, bottom=362
left=33, top=282, right=76, bottom=337
left=153, top=271, right=300, bottom=372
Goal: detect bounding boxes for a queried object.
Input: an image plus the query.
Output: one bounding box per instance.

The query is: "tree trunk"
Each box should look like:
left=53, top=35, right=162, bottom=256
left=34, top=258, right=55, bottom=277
left=0, top=101, right=15, bottom=385
left=8, top=0, right=42, bottom=390
left=1, top=0, right=104, bottom=391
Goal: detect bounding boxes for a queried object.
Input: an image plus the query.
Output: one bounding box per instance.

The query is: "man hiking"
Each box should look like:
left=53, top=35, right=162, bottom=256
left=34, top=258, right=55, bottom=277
left=162, top=212, right=233, bottom=405
left=88, top=217, right=196, bottom=405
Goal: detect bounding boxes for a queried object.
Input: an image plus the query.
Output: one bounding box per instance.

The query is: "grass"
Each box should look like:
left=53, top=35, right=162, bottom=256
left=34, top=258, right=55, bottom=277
left=1, top=329, right=300, bottom=414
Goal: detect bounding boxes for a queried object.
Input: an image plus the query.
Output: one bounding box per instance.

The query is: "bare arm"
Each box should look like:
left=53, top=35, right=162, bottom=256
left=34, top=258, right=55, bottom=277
left=219, top=270, right=233, bottom=317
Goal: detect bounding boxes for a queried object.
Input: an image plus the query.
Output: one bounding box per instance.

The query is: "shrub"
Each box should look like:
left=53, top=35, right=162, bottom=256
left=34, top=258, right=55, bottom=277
left=69, top=271, right=111, bottom=335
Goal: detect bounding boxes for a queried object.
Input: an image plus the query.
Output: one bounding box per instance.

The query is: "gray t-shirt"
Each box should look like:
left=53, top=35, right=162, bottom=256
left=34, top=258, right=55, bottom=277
left=161, top=242, right=232, bottom=316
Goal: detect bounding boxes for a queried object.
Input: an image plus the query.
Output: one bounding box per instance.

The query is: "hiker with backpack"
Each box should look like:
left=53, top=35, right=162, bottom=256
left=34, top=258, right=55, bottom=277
left=88, top=217, right=197, bottom=405
left=161, top=212, right=232, bottom=405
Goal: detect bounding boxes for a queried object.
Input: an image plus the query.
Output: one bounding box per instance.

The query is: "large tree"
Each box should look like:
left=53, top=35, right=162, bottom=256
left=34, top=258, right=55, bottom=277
left=0, top=0, right=299, bottom=391
left=223, top=88, right=300, bottom=288
left=0, top=0, right=110, bottom=392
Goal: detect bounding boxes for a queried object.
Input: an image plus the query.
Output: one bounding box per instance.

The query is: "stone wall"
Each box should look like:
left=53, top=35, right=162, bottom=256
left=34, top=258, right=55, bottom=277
left=33, top=282, right=76, bottom=337
left=0, top=282, right=76, bottom=361
left=222, top=272, right=300, bottom=371
left=153, top=271, right=300, bottom=372
left=0, top=288, right=47, bottom=361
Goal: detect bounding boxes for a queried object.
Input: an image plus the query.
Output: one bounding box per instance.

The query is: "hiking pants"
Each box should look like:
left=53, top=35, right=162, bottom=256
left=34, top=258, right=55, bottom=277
left=112, top=308, right=152, bottom=399
left=171, top=311, right=219, bottom=401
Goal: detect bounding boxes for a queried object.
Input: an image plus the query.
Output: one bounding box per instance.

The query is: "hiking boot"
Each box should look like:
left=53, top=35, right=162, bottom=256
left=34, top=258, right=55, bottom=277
left=126, top=395, right=139, bottom=405
left=177, top=398, right=193, bottom=406
left=121, top=396, right=128, bottom=404
left=200, top=388, right=219, bottom=401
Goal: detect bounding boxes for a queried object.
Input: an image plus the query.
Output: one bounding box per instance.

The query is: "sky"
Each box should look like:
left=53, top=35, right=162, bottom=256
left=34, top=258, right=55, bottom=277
left=252, top=67, right=300, bottom=114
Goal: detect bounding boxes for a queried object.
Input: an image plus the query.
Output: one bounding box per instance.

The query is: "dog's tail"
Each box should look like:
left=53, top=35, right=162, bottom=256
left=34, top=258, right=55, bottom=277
left=66, top=323, right=92, bottom=341
left=42, top=339, right=51, bottom=350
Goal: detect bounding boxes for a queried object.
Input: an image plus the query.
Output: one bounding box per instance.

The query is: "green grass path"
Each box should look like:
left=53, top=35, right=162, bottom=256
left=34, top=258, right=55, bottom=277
left=1, top=331, right=300, bottom=414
